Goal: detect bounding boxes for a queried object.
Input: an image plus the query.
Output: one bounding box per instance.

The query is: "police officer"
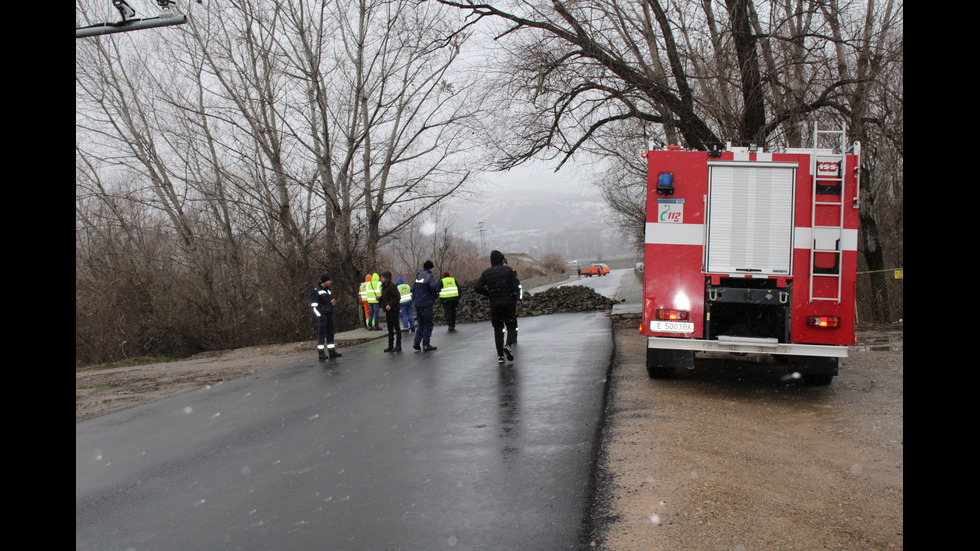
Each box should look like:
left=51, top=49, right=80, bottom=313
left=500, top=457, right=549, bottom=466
left=439, top=271, right=460, bottom=331
left=311, top=274, right=342, bottom=360
left=413, top=260, right=441, bottom=351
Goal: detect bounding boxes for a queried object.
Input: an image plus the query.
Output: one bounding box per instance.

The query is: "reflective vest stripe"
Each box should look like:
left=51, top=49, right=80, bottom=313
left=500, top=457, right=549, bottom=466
left=439, top=277, right=459, bottom=298
left=398, top=284, right=413, bottom=303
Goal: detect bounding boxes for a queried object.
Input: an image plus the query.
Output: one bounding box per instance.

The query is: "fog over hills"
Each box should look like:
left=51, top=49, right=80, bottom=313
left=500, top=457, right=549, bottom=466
left=448, top=185, right=629, bottom=261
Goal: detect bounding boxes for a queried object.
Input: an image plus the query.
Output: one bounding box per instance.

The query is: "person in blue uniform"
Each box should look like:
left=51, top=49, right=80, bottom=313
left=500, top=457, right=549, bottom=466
left=413, top=260, right=441, bottom=351
left=311, top=274, right=342, bottom=360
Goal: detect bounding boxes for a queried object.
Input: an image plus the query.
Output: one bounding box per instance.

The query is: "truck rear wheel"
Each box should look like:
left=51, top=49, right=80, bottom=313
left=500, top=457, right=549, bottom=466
left=646, top=348, right=694, bottom=379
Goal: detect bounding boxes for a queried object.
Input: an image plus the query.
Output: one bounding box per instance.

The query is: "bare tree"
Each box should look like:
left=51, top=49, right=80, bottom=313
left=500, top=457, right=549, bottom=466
left=75, top=26, right=229, bottom=332
left=76, top=0, right=487, bottom=362
left=438, top=0, right=903, bottom=321
left=821, top=0, right=903, bottom=320
left=262, top=0, right=482, bottom=310
left=175, top=0, right=324, bottom=332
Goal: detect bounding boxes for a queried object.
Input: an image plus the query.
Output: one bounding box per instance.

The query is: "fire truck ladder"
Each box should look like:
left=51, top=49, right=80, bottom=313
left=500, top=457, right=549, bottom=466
left=808, top=123, right=847, bottom=303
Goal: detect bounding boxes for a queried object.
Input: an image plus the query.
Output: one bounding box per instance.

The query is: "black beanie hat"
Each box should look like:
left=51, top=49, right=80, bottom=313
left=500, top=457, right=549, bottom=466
left=424, top=260, right=434, bottom=270
left=319, top=274, right=331, bottom=283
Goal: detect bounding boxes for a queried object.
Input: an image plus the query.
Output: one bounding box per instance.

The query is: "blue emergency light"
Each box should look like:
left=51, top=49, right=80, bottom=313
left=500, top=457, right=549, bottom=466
left=657, top=172, right=675, bottom=195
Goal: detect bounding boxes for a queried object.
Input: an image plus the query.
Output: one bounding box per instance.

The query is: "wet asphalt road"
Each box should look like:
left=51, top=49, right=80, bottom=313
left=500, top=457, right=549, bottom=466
left=76, top=298, right=617, bottom=550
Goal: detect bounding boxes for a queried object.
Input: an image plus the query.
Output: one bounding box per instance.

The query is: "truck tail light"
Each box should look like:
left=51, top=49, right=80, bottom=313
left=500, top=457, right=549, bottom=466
left=806, top=315, right=840, bottom=328
left=656, top=309, right=689, bottom=321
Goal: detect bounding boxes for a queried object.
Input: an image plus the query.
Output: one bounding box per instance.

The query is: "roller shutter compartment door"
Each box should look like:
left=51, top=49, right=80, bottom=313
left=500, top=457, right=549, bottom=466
left=705, top=163, right=796, bottom=276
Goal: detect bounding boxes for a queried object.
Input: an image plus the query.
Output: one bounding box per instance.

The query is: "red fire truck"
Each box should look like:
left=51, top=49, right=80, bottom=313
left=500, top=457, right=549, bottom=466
left=641, top=126, right=860, bottom=385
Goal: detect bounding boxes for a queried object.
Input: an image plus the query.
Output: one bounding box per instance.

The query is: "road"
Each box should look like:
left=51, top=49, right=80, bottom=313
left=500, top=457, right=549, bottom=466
left=76, top=273, right=629, bottom=551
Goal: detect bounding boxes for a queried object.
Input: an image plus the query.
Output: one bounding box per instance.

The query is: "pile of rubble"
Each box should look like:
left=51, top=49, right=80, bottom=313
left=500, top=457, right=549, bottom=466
left=433, top=281, right=618, bottom=326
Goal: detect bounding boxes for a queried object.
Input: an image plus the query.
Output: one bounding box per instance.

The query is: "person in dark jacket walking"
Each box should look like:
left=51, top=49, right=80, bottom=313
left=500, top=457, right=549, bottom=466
left=379, top=271, right=402, bottom=352
left=311, top=274, right=341, bottom=360
left=474, top=250, right=520, bottom=364
left=413, top=260, right=441, bottom=351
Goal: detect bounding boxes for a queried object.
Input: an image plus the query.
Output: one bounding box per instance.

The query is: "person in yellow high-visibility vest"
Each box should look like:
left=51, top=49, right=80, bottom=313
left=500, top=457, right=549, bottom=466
left=439, top=271, right=460, bottom=331
left=366, top=272, right=381, bottom=330
left=358, top=274, right=372, bottom=328
left=396, top=276, right=415, bottom=333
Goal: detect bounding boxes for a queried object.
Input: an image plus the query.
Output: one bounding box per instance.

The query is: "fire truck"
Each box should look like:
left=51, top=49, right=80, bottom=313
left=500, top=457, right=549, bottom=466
left=641, top=125, right=860, bottom=385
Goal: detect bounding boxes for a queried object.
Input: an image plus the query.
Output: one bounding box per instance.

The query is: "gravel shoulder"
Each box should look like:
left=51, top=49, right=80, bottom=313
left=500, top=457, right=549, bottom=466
left=589, top=320, right=903, bottom=550
left=74, top=336, right=377, bottom=422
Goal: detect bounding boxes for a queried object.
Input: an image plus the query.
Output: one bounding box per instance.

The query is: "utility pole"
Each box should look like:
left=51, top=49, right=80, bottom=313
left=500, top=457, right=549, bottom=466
left=477, top=222, right=487, bottom=253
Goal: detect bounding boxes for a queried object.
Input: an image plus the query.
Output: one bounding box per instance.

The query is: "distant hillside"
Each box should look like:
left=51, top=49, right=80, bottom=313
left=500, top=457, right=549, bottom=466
left=479, top=252, right=552, bottom=279
left=449, top=188, right=628, bottom=259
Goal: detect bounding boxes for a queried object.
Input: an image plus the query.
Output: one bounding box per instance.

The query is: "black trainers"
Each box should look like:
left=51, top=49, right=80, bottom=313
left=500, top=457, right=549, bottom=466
left=423, top=345, right=437, bottom=352
left=503, top=345, right=513, bottom=361
left=497, top=356, right=505, bottom=364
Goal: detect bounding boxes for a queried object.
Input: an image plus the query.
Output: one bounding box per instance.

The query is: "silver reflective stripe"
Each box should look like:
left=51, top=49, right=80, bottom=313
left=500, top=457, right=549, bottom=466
left=317, top=344, right=324, bottom=350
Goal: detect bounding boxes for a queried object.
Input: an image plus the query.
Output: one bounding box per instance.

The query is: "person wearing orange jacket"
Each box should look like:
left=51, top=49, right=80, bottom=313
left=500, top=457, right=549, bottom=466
left=358, top=274, right=372, bottom=328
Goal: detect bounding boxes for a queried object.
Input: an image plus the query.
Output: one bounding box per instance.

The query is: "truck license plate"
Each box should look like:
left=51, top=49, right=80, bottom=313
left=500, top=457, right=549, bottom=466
left=650, top=321, right=694, bottom=333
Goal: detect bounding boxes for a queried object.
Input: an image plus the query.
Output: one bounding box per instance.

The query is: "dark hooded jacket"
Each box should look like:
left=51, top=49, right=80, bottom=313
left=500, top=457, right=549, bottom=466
left=474, top=250, right=520, bottom=306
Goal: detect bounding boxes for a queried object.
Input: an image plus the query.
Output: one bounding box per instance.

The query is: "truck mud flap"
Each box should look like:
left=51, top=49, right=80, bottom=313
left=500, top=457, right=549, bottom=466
left=787, top=355, right=839, bottom=385
left=646, top=348, right=695, bottom=379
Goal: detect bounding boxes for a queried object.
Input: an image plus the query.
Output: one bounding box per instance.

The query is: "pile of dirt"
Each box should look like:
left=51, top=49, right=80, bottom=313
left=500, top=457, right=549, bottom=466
left=433, top=281, right=618, bottom=326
